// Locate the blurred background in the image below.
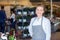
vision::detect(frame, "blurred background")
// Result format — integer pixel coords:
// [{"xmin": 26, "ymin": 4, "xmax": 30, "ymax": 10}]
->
[{"xmin": 0, "ymin": 0, "xmax": 60, "ymax": 40}]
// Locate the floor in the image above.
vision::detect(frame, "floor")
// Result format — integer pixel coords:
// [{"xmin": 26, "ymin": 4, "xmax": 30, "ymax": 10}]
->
[
  {"xmin": 16, "ymin": 32, "xmax": 60, "ymax": 40},
  {"xmin": 1, "ymin": 31, "xmax": 60, "ymax": 40},
  {"xmin": 51, "ymin": 32, "xmax": 60, "ymax": 40}
]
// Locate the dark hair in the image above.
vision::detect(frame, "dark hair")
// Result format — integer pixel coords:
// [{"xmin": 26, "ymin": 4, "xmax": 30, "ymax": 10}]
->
[
  {"xmin": 1, "ymin": 6, "xmax": 4, "ymax": 9},
  {"xmin": 36, "ymin": 4, "xmax": 45, "ymax": 11},
  {"xmin": 10, "ymin": 8, "xmax": 16, "ymax": 15}
]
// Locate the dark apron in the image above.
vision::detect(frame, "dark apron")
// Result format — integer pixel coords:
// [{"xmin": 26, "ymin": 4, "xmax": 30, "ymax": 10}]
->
[{"xmin": 32, "ymin": 17, "xmax": 46, "ymax": 40}]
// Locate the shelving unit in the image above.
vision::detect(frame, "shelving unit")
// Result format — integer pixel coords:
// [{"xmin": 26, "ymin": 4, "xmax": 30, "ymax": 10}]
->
[{"xmin": 16, "ymin": 7, "xmax": 36, "ymax": 38}]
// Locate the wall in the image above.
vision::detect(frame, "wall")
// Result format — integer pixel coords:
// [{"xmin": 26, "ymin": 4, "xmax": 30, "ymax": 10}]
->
[{"xmin": 4, "ymin": 6, "xmax": 11, "ymax": 18}]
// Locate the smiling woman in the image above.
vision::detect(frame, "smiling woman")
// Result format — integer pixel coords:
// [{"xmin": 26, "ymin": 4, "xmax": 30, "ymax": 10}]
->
[{"xmin": 28, "ymin": 4, "xmax": 51, "ymax": 40}]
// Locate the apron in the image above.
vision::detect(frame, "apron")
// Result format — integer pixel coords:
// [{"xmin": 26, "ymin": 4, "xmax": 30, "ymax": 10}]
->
[{"xmin": 32, "ymin": 17, "xmax": 46, "ymax": 40}]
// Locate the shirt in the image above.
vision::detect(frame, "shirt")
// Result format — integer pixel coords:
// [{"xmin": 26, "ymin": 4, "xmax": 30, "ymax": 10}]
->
[
  {"xmin": 0, "ymin": 10, "xmax": 6, "ymax": 22},
  {"xmin": 9, "ymin": 35, "xmax": 14, "ymax": 40},
  {"xmin": 28, "ymin": 16, "xmax": 51, "ymax": 40},
  {"xmin": 10, "ymin": 14, "xmax": 15, "ymax": 22}
]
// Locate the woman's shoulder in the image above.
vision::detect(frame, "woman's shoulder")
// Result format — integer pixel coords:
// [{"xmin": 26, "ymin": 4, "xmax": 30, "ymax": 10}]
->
[
  {"xmin": 31, "ymin": 17, "xmax": 37, "ymax": 20},
  {"xmin": 43, "ymin": 16, "xmax": 50, "ymax": 22},
  {"xmin": 12, "ymin": 14, "xmax": 15, "ymax": 15}
]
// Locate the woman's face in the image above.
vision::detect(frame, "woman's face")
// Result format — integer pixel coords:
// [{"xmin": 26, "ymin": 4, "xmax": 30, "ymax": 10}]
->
[{"xmin": 36, "ymin": 6, "xmax": 44, "ymax": 17}]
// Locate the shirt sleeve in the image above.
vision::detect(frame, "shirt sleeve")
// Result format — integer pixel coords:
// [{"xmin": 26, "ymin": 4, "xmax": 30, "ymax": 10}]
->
[
  {"xmin": 43, "ymin": 19, "xmax": 51, "ymax": 40},
  {"xmin": 10, "ymin": 14, "xmax": 15, "ymax": 19}
]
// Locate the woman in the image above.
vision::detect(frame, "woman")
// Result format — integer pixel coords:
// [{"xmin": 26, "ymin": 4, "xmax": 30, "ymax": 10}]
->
[
  {"xmin": 10, "ymin": 10, "xmax": 16, "ymax": 30},
  {"xmin": 28, "ymin": 4, "xmax": 51, "ymax": 40},
  {"xmin": 10, "ymin": 10, "xmax": 16, "ymax": 23}
]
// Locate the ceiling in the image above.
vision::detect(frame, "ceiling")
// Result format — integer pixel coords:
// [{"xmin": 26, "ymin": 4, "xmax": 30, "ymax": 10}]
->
[{"xmin": 0, "ymin": 0, "xmax": 60, "ymax": 8}]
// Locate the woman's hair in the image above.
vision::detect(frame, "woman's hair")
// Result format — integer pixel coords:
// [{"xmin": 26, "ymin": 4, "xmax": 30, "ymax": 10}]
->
[
  {"xmin": 36, "ymin": 4, "xmax": 45, "ymax": 11},
  {"xmin": 10, "ymin": 8, "xmax": 16, "ymax": 15}
]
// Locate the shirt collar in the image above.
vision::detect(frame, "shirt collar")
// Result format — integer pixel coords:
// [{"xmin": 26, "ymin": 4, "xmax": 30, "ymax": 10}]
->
[{"xmin": 36, "ymin": 16, "xmax": 43, "ymax": 20}]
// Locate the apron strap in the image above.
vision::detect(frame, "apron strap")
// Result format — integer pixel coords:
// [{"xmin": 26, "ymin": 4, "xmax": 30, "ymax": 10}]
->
[
  {"xmin": 31, "ymin": 17, "xmax": 43, "ymax": 26},
  {"xmin": 41, "ymin": 17, "xmax": 43, "ymax": 26},
  {"xmin": 31, "ymin": 17, "xmax": 36, "ymax": 25}
]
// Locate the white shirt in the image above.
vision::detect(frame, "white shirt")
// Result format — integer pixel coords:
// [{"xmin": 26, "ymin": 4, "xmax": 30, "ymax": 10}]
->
[
  {"xmin": 10, "ymin": 13, "xmax": 15, "ymax": 22},
  {"xmin": 28, "ymin": 16, "xmax": 51, "ymax": 40}
]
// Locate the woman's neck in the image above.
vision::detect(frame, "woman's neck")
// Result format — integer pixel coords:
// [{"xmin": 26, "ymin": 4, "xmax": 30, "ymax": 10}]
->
[{"xmin": 37, "ymin": 16, "xmax": 42, "ymax": 19}]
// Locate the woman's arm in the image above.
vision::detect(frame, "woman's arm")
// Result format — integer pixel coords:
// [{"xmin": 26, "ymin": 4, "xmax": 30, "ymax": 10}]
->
[
  {"xmin": 28, "ymin": 18, "xmax": 35, "ymax": 37},
  {"xmin": 43, "ymin": 19, "xmax": 51, "ymax": 40}
]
